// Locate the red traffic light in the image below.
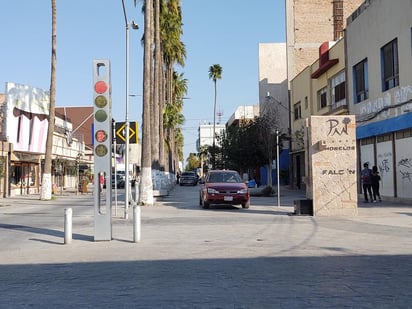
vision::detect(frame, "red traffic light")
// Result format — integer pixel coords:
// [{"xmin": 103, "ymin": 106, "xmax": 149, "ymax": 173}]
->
[
  {"xmin": 95, "ymin": 130, "xmax": 108, "ymax": 143},
  {"xmin": 94, "ymin": 81, "xmax": 107, "ymax": 94}
]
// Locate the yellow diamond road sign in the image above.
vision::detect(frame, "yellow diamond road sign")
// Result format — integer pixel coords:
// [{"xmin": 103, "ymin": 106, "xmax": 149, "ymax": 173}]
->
[{"xmin": 115, "ymin": 122, "xmax": 138, "ymax": 144}]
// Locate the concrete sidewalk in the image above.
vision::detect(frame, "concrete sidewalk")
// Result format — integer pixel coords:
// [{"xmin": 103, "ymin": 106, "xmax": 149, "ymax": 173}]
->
[{"xmin": 1, "ymin": 186, "xmax": 411, "ymax": 308}]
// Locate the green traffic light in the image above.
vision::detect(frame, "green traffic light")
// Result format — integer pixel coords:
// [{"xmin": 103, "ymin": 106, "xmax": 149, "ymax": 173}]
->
[{"xmin": 95, "ymin": 110, "xmax": 108, "ymax": 122}]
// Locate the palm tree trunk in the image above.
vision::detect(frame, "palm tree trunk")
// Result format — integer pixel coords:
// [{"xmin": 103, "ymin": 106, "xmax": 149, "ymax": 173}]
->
[
  {"xmin": 139, "ymin": 0, "xmax": 154, "ymax": 205},
  {"xmin": 151, "ymin": 0, "xmax": 160, "ymax": 171},
  {"xmin": 41, "ymin": 0, "xmax": 57, "ymax": 200},
  {"xmin": 158, "ymin": 61, "xmax": 166, "ymax": 169}
]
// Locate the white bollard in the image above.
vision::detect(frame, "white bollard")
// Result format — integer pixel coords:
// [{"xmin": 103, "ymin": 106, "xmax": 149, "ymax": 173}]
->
[
  {"xmin": 64, "ymin": 208, "xmax": 72, "ymax": 244},
  {"xmin": 133, "ymin": 205, "xmax": 141, "ymax": 243}
]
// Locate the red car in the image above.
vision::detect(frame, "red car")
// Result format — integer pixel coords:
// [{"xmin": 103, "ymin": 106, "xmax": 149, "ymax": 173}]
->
[{"xmin": 199, "ymin": 170, "xmax": 250, "ymax": 209}]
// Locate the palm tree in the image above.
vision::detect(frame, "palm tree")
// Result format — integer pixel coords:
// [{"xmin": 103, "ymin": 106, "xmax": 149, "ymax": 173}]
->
[
  {"xmin": 163, "ymin": 71, "xmax": 186, "ymax": 172},
  {"xmin": 208, "ymin": 64, "xmax": 222, "ymax": 169},
  {"xmin": 163, "ymin": 102, "xmax": 185, "ymax": 172},
  {"xmin": 160, "ymin": 0, "xmax": 185, "ymax": 171},
  {"xmin": 139, "ymin": 0, "xmax": 154, "ymax": 205},
  {"xmin": 40, "ymin": 0, "xmax": 57, "ymax": 200},
  {"xmin": 151, "ymin": 0, "xmax": 161, "ymax": 170}
]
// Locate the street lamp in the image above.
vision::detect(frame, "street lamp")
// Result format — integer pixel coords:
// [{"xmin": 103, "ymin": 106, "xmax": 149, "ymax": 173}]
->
[
  {"xmin": 122, "ymin": 0, "xmax": 138, "ymax": 219},
  {"xmin": 276, "ymin": 130, "xmax": 280, "ymax": 207},
  {"xmin": 265, "ymin": 93, "xmax": 292, "ymax": 208}
]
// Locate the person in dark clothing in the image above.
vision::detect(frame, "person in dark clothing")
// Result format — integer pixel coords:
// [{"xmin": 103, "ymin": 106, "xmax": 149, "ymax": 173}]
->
[
  {"xmin": 360, "ymin": 162, "xmax": 373, "ymax": 203},
  {"xmin": 371, "ymin": 165, "xmax": 382, "ymax": 202}
]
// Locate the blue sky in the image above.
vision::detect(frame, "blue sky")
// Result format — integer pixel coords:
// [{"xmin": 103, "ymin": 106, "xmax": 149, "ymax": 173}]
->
[{"xmin": 1, "ymin": 0, "xmax": 285, "ymax": 161}]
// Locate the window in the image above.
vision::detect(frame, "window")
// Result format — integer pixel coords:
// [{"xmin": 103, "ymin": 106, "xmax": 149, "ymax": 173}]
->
[
  {"xmin": 330, "ymin": 71, "xmax": 346, "ymax": 109},
  {"xmin": 377, "ymin": 133, "xmax": 392, "ymax": 143},
  {"xmin": 10, "ymin": 163, "xmax": 38, "ymax": 187},
  {"xmin": 304, "ymin": 96, "xmax": 308, "ymax": 109},
  {"xmin": 293, "ymin": 101, "xmax": 301, "ymax": 120},
  {"xmin": 360, "ymin": 137, "xmax": 374, "ymax": 146},
  {"xmin": 396, "ymin": 128, "xmax": 412, "ymax": 139},
  {"xmin": 353, "ymin": 58, "xmax": 369, "ymax": 103},
  {"xmin": 317, "ymin": 87, "xmax": 327, "ymax": 110},
  {"xmin": 381, "ymin": 38, "xmax": 399, "ymax": 91}
]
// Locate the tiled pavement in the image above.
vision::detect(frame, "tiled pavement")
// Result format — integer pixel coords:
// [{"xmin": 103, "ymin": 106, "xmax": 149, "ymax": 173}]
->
[{"xmin": 0, "ymin": 187, "xmax": 411, "ymax": 308}]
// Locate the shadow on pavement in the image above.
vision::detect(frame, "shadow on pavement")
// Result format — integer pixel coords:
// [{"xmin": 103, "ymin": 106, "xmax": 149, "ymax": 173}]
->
[
  {"xmin": 0, "ymin": 255, "xmax": 411, "ymax": 307},
  {"xmin": 0, "ymin": 223, "xmax": 93, "ymax": 242}
]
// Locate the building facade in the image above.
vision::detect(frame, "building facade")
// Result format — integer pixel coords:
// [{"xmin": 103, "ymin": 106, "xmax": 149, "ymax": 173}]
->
[
  {"xmin": 197, "ymin": 123, "xmax": 226, "ymax": 151},
  {"xmin": 285, "ymin": 0, "xmax": 365, "ymax": 81},
  {"xmin": 1, "ymin": 82, "xmax": 87, "ymax": 196},
  {"xmin": 290, "ymin": 39, "xmax": 348, "ymax": 189},
  {"xmin": 346, "ymin": 0, "xmax": 412, "ymax": 200}
]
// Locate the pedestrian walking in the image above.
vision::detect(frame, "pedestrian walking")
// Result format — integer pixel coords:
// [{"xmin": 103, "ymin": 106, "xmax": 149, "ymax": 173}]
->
[
  {"xmin": 371, "ymin": 165, "xmax": 382, "ymax": 202},
  {"xmin": 360, "ymin": 162, "xmax": 373, "ymax": 203},
  {"xmin": 81, "ymin": 177, "xmax": 88, "ymax": 194},
  {"xmin": 99, "ymin": 173, "xmax": 104, "ymax": 192}
]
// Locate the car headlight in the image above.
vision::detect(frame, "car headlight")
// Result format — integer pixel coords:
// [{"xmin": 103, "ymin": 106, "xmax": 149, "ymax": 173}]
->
[
  {"xmin": 207, "ymin": 188, "xmax": 219, "ymax": 194},
  {"xmin": 237, "ymin": 188, "xmax": 248, "ymax": 194}
]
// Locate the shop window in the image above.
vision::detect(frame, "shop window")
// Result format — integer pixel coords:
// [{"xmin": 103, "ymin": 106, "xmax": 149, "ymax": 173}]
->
[
  {"xmin": 360, "ymin": 137, "xmax": 374, "ymax": 145},
  {"xmin": 377, "ymin": 134, "xmax": 393, "ymax": 143},
  {"xmin": 10, "ymin": 163, "xmax": 37, "ymax": 187},
  {"xmin": 396, "ymin": 129, "xmax": 412, "ymax": 139}
]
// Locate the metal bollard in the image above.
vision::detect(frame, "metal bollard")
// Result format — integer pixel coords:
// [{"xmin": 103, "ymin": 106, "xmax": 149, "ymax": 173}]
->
[
  {"xmin": 133, "ymin": 205, "xmax": 141, "ymax": 243},
  {"xmin": 64, "ymin": 208, "xmax": 72, "ymax": 244}
]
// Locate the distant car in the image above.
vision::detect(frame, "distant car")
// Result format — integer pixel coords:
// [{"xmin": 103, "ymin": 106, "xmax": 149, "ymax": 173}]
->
[
  {"xmin": 179, "ymin": 171, "xmax": 198, "ymax": 186},
  {"xmin": 199, "ymin": 170, "xmax": 250, "ymax": 209},
  {"xmin": 111, "ymin": 174, "xmax": 125, "ymax": 189}
]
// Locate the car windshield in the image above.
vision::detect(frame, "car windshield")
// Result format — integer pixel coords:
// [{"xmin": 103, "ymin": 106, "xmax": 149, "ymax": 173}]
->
[
  {"xmin": 207, "ymin": 172, "xmax": 242, "ymax": 183},
  {"xmin": 182, "ymin": 172, "xmax": 195, "ymax": 177}
]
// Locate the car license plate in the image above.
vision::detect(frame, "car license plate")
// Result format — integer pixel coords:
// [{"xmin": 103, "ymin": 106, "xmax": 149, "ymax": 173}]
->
[{"xmin": 224, "ymin": 196, "xmax": 233, "ymax": 201}]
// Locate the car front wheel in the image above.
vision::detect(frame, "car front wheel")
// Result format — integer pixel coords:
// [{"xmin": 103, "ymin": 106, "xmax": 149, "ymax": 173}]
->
[{"xmin": 241, "ymin": 201, "xmax": 250, "ymax": 209}]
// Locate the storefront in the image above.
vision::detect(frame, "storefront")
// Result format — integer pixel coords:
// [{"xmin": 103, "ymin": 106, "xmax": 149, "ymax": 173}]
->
[
  {"xmin": 10, "ymin": 152, "xmax": 41, "ymax": 196},
  {"xmin": 357, "ymin": 112, "xmax": 412, "ymax": 200}
]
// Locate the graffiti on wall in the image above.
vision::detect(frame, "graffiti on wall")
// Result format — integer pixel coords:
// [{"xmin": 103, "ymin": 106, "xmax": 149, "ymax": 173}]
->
[
  {"xmin": 398, "ymin": 157, "xmax": 412, "ymax": 182},
  {"xmin": 377, "ymin": 152, "xmax": 392, "ymax": 178},
  {"xmin": 358, "ymin": 85, "xmax": 412, "ymax": 118}
]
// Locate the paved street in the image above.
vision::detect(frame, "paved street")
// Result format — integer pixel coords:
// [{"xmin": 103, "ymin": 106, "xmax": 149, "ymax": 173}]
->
[{"xmin": 0, "ymin": 185, "xmax": 412, "ymax": 308}]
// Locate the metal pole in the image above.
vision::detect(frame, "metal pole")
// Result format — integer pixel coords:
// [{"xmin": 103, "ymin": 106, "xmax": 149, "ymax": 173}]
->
[
  {"xmin": 276, "ymin": 130, "xmax": 280, "ymax": 207},
  {"xmin": 114, "ymin": 138, "xmax": 118, "ymax": 216},
  {"xmin": 124, "ymin": 21, "xmax": 130, "ymax": 220}
]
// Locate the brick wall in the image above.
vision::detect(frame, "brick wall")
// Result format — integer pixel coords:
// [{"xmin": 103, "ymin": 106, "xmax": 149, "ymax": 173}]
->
[{"xmin": 287, "ymin": 0, "xmax": 364, "ymax": 79}]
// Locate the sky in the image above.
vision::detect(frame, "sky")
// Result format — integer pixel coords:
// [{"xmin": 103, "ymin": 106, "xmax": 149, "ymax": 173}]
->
[{"xmin": 1, "ymin": 0, "xmax": 286, "ymax": 162}]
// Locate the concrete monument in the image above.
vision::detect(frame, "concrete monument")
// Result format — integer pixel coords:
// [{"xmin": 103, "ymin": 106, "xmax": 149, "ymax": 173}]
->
[{"xmin": 305, "ymin": 115, "xmax": 358, "ymax": 216}]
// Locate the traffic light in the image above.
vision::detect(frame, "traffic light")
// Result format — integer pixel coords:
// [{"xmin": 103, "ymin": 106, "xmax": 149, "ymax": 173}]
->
[{"xmin": 93, "ymin": 59, "xmax": 112, "ymax": 241}]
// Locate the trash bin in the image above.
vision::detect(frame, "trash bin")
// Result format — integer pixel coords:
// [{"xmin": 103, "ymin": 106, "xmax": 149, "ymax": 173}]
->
[{"xmin": 294, "ymin": 199, "xmax": 313, "ymax": 215}]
